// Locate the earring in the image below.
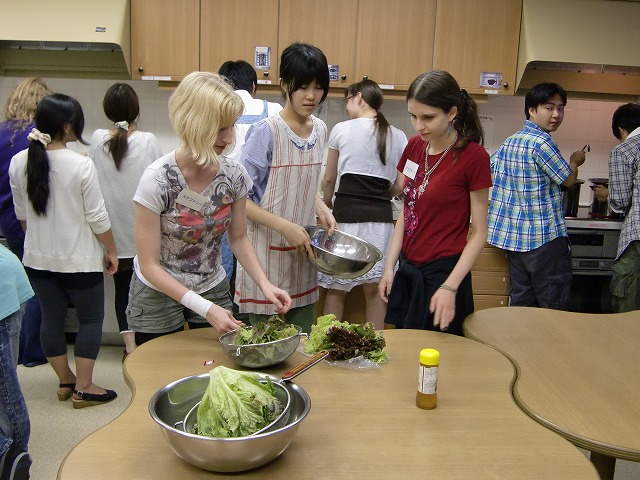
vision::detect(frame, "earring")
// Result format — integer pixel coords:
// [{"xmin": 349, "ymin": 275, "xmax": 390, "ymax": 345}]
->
[{"xmin": 447, "ymin": 121, "xmax": 453, "ymax": 136}]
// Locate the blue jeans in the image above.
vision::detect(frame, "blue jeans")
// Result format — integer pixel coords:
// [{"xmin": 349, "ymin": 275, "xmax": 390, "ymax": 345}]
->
[
  {"xmin": 0, "ymin": 306, "xmax": 31, "ymax": 459},
  {"xmin": 5, "ymin": 235, "xmax": 47, "ymax": 366}
]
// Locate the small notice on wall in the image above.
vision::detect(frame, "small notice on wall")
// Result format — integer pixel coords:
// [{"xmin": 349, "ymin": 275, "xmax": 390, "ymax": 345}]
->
[
  {"xmin": 479, "ymin": 72, "xmax": 502, "ymax": 88},
  {"xmin": 328, "ymin": 65, "xmax": 339, "ymax": 81},
  {"xmin": 255, "ymin": 47, "xmax": 271, "ymax": 70}
]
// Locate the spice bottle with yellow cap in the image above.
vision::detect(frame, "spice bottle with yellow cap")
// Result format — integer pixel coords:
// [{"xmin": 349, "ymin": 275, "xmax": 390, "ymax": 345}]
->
[{"xmin": 416, "ymin": 348, "xmax": 439, "ymax": 409}]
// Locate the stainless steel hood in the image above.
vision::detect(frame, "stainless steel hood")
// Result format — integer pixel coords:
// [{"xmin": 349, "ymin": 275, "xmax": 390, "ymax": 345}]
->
[
  {"xmin": 0, "ymin": 0, "xmax": 130, "ymax": 79},
  {"xmin": 516, "ymin": 0, "xmax": 640, "ymax": 98}
]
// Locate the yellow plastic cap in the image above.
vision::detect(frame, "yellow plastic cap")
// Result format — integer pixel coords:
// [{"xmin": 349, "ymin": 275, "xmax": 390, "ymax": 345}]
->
[{"xmin": 419, "ymin": 348, "xmax": 440, "ymax": 366}]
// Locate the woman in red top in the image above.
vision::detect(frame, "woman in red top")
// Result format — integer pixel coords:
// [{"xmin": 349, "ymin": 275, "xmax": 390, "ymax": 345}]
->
[{"xmin": 378, "ymin": 70, "xmax": 491, "ymax": 335}]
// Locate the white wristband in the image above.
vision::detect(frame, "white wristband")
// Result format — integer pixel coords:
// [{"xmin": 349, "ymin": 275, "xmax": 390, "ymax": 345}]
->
[{"xmin": 180, "ymin": 290, "xmax": 214, "ymax": 318}]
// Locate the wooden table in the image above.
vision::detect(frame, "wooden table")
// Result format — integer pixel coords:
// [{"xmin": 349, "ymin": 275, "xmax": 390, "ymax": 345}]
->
[
  {"xmin": 464, "ymin": 307, "xmax": 640, "ymax": 480},
  {"xmin": 59, "ymin": 329, "xmax": 597, "ymax": 479}
]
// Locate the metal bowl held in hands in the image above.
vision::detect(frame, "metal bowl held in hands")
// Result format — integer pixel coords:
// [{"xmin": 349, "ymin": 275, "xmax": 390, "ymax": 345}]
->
[
  {"xmin": 305, "ymin": 226, "xmax": 383, "ymax": 279},
  {"xmin": 219, "ymin": 326, "xmax": 304, "ymax": 368},
  {"xmin": 149, "ymin": 373, "xmax": 311, "ymax": 473}
]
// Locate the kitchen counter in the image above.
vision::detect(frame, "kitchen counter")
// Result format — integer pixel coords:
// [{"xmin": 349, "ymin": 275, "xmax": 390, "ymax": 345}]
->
[
  {"xmin": 58, "ymin": 329, "xmax": 597, "ymax": 479},
  {"xmin": 565, "ymin": 206, "xmax": 624, "ymax": 230},
  {"xmin": 465, "ymin": 307, "xmax": 640, "ymax": 480}
]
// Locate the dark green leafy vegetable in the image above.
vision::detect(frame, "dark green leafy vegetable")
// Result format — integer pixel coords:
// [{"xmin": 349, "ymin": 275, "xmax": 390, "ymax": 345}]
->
[
  {"xmin": 305, "ymin": 314, "xmax": 388, "ymax": 363},
  {"xmin": 233, "ymin": 315, "xmax": 298, "ymax": 345}
]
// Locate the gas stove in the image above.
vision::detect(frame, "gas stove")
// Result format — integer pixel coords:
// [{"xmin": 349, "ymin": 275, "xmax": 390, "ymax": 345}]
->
[{"xmin": 565, "ymin": 206, "xmax": 624, "ymax": 231}]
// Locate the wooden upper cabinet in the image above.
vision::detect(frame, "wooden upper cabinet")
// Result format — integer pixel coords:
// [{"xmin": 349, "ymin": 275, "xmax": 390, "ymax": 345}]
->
[
  {"xmin": 356, "ymin": 0, "xmax": 436, "ymax": 90},
  {"xmin": 278, "ymin": 0, "xmax": 358, "ymax": 86},
  {"xmin": 200, "ymin": 0, "xmax": 279, "ymax": 84},
  {"xmin": 433, "ymin": 0, "xmax": 522, "ymax": 95},
  {"xmin": 131, "ymin": 0, "xmax": 200, "ymax": 80}
]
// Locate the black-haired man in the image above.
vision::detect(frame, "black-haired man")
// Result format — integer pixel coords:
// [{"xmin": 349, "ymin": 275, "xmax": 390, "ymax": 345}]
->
[{"xmin": 487, "ymin": 83, "xmax": 585, "ymax": 309}]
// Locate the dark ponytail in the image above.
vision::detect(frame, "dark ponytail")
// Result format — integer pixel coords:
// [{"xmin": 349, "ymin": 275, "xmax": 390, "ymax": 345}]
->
[
  {"xmin": 102, "ymin": 83, "xmax": 139, "ymax": 170},
  {"xmin": 407, "ymin": 70, "xmax": 484, "ymax": 152},
  {"xmin": 345, "ymin": 79, "xmax": 390, "ymax": 164},
  {"xmin": 26, "ymin": 93, "xmax": 86, "ymax": 216},
  {"xmin": 26, "ymin": 139, "xmax": 50, "ymax": 216}
]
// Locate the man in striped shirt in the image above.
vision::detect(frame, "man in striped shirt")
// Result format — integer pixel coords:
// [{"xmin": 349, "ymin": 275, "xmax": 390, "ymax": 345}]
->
[
  {"xmin": 487, "ymin": 83, "xmax": 585, "ymax": 309},
  {"xmin": 605, "ymin": 103, "xmax": 640, "ymax": 312}
]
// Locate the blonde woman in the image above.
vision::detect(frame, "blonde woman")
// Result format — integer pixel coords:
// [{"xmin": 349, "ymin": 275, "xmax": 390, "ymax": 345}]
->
[
  {"xmin": 0, "ymin": 78, "xmax": 51, "ymax": 367},
  {"xmin": 127, "ymin": 72, "xmax": 291, "ymax": 344}
]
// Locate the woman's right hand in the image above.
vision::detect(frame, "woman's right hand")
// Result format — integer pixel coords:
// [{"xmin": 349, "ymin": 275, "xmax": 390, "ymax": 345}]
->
[
  {"xmin": 206, "ymin": 303, "xmax": 243, "ymax": 334},
  {"xmin": 279, "ymin": 220, "xmax": 314, "ymax": 259},
  {"xmin": 378, "ymin": 269, "xmax": 394, "ymax": 303}
]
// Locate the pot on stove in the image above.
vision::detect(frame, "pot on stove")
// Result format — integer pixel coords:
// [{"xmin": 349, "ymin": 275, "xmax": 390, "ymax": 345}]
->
[
  {"xmin": 562, "ymin": 179, "xmax": 584, "ymax": 217},
  {"xmin": 588, "ymin": 178, "xmax": 625, "ymax": 219}
]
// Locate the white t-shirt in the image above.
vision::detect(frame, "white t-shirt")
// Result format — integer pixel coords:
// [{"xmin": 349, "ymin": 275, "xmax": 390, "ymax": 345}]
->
[
  {"xmin": 90, "ymin": 129, "xmax": 163, "ymax": 258},
  {"xmin": 9, "ymin": 148, "xmax": 111, "ymax": 272},
  {"xmin": 224, "ymin": 89, "xmax": 282, "ymax": 163},
  {"xmin": 329, "ymin": 117, "xmax": 407, "ymax": 182},
  {"xmin": 132, "ymin": 152, "xmax": 252, "ymax": 293}
]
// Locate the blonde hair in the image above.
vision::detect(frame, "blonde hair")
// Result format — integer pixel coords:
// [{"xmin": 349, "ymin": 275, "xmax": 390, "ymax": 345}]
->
[
  {"xmin": 2, "ymin": 78, "xmax": 52, "ymax": 127},
  {"xmin": 168, "ymin": 72, "xmax": 243, "ymax": 169}
]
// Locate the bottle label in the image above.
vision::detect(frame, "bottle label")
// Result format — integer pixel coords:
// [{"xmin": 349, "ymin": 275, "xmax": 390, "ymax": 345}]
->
[{"xmin": 418, "ymin": 365, "xmax": 438, "ymax": 394}]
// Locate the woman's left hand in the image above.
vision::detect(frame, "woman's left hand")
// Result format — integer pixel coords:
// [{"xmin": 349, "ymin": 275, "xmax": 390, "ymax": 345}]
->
[
  {"xmin": 104, "ymin": 252, "xmax": 118, "ymax": 276},
  {"xmin": 261, "ymin": 283, "xmax": 292, "ymax": 314},
  {"xmin": 315, "ymin": 196, "xmax": 336, "ymax": 234},
  {"xmin": 429, "ymin": 288, "xmax": 455, "ymax": 331}
]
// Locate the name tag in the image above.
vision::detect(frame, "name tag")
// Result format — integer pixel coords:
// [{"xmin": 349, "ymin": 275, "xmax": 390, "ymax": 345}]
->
[
  {"xmin": 175, "ymin": 189, "xmax": 208, "ymax": 212},
  {"xmin": 403, "ymin": 160, "xmax": 419, "ymax": 180}
]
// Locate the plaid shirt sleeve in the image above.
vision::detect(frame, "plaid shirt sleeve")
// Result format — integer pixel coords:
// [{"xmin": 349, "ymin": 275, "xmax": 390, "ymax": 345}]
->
[
  {"xmin": 608, "ymin": 142, "xmax": 634, "ymax": 213},
  {"xmin": 535, "ymin": 139, "xmax": 571, "ymax": 185}
]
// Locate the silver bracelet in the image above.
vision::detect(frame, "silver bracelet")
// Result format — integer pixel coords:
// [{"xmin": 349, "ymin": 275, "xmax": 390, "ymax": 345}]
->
[{"xmin": 438, "ymin": 284, "xmax": 457, "ymax": 294}]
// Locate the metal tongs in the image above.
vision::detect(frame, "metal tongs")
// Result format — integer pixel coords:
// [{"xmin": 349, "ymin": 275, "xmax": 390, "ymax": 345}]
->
[{"xmin": 582, "ymin": 144, "xmax": 591, "ymax": 152}]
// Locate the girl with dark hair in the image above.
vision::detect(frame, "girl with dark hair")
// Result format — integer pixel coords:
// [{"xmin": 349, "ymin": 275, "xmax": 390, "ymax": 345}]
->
[
  {"xmin": 320, "ymin": 79, "xmax": 407, "ymax": 329},
  {"xmin": 90, "ymin": 83, "xmax": 162, "ymax": 357},
  {"xmin": 9, "ymin": 93, "xmax": 119, "ymax": 408},
  {"xmin": 235, "ymin": 42, "xmax": 336, "ymax": 333},
  {"xmin": 378, "ymin": 70, "xmax": 492, "ymax": 336}
]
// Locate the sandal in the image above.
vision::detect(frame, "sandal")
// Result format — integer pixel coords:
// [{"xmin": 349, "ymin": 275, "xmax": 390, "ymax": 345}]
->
[
  {"xmin": 57, "ymin": 383, "xmax": 76, "ymax": 401},
  {"xmin": 72, "ymin": 389, "xmax": 117, "ymax": 409}
]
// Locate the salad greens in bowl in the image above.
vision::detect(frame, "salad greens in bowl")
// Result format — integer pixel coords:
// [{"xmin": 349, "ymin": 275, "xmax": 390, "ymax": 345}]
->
[{"xmin": 219, "ymin": 316, "xmax": 305, "ymax": 368}]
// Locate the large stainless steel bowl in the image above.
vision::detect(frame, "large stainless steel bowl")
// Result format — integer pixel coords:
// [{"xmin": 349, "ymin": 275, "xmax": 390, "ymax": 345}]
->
[
  {"xmin": 219, "ymin": 327, "xmax": 305, "ymax": 368},
  {"xmin": 306, "ymin": 226, "xmax": 383, "ymax": 279},
  {"xmin": 149, "ymin": 373, "xmax": 311, "ymax": 473}
]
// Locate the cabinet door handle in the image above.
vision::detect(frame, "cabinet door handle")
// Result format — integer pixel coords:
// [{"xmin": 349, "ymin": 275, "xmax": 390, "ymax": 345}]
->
[
  {"xmin": 363, "ymin": 75, "xmax": 368, "ymax": 80},
  {"xmin": 341, "ymin": 74, "xmax": 346, "ymax": 80},
  {"xmin": 138, "ymin": 66, "xmax": 144, "ymax": 73},
  {"xmin": 263, "ymin": 71, "xmax": 269, "ymax": 77}
]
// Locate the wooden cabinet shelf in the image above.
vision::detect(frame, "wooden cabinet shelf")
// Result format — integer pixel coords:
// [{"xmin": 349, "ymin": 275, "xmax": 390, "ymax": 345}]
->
[{"xmin": 433, "ymin": 0, "xmax": 522, "ymax": 95}]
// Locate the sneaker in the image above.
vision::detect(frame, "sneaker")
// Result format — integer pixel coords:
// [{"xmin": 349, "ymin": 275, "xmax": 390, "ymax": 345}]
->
[{"xmin": 1, "ymin": 451, "xmax": 31, "ymax": 480}]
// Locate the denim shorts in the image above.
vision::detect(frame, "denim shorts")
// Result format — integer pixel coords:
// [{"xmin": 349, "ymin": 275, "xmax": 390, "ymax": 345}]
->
[{"xmin": 126, "ymin": 273, "xmax": 233, "ymax": 334}]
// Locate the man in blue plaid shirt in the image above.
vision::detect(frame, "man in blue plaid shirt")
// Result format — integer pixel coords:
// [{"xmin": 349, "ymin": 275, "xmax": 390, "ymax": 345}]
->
[
  {"xmin": 487, "ymin": 83, "xmax": 585, "ymax": 309},
  {"xmin": 594, "ymin": 104, "xmax": 640, "ymax": 312}
]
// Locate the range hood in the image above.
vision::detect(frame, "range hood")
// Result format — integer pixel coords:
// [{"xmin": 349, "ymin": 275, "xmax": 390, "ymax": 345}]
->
[
  {"xmin": 516, "ymin": 0, "xmax": 640, "ymax": 98},
  {"xmin": 0, "ymin": 0, "xmax": 130, "ymax": 79}
]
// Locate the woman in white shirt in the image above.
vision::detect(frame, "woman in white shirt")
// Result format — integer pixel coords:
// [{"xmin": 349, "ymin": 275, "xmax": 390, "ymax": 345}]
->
[
  {"xmin": 9, "ymin": 94, "xmax": 118, "ymax": 409},
  {"xmin": 90, "ymin": 84, "xmax": 162, "ymax": 356},
  {"xmin": 321, "ymin": 79, "xmax": 407, "ymax": 329}
]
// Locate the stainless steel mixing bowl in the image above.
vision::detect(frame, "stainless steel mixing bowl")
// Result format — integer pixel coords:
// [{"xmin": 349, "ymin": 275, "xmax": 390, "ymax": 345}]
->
[
  {"xmin": 219, "ymin": 326, "xmax": 305, "ymax": 368},
  {"xmin": 148, "ymin": 372, "xmax": 311, "ymax": 473},
  {"xmin": 305, "ymin": 226, "xmax": 383, "ymax": 279}
]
